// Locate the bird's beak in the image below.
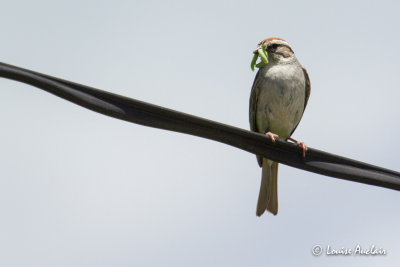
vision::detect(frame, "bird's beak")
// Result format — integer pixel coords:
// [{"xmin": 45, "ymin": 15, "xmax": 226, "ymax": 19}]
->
[{"xmin": 250, "ymin": 45, "xmax": 269, "ymax": 71}]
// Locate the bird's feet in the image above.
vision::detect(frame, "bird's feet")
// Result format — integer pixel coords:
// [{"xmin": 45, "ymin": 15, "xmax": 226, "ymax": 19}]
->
[
  {"xmin": 287, "ymin": 137, "xmax": 308, "ymax": 157},
  {"xmin": 265, "ymin": 132, "xmax": 279, "ymax": 142}
]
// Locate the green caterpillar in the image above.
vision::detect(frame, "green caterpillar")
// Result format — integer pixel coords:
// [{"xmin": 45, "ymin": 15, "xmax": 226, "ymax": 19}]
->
[{"xmin": 250, "ymin": 45, "xmax": 269, "ymax": 71}]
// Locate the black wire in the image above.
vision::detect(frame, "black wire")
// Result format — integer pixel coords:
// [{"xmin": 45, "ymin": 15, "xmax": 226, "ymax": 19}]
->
[{"xmin": 1, "ymin": 62, "xmax": 399, "ymax": 191}]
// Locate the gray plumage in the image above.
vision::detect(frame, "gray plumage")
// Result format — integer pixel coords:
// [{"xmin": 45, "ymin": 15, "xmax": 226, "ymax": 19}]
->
[{"xmin": 249, "ymin": 38, "xmax": 311, "ymax": 216}]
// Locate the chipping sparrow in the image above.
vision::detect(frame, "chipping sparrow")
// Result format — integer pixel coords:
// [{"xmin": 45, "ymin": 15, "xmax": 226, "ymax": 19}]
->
[{"xmin": 249, "ymin": 37, "xmax": 311, "ymax": 216}]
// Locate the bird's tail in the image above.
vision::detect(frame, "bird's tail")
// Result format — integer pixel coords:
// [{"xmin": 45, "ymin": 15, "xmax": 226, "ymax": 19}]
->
[{"xmin": 256, "ymin": 159, "xmax": 279, "ymax": 216}]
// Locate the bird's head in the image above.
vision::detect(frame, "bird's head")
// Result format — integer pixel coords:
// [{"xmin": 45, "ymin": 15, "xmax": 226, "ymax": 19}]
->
[{"xmin": 251, "ymin": 37, "xmax": 296, "ymax": 71}]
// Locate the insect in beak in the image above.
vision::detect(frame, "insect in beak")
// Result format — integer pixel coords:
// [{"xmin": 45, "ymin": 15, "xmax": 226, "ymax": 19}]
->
[{"xmin": 250, "ymin": 45, "xmax": 269, "ymax": 71}]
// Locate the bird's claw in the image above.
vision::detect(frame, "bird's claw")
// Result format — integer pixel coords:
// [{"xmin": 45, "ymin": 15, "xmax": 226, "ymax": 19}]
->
[
  {"xmin": 265, "ymin": 132, "xmax": 279, "ymax": 142},
  {"xmin": 298, "ymin": 142, "xmax": 308, "ymax": 158},
  {"xmin": 287, "ymin": 137, "xmax": 308, "ymax": 157}
]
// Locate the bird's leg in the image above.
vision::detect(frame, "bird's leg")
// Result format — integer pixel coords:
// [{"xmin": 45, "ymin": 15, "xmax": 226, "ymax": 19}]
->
[
  {"xmin": 287, "ymin": 137, "xmax": 308, "ymax": 157},
  {"xmin": 265, "ymin": 132, "xmax": 279, "ymax": 142}
]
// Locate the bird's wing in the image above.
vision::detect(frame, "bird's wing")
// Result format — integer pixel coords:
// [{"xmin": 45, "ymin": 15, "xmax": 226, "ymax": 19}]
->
[
  {"xmin": 302, "ymin": 66, "xmax": 311, "ymax": 111},
  {"xmin": 289, "ymin": 66, "xmax": 311, "ymax": 137},
  {"xmin": 249, "ymin": 71, "xmax": 264, "ymax": 167}
]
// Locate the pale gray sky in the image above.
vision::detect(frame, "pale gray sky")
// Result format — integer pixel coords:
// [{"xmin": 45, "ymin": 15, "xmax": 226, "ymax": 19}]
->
[{"xmin": 0, "ymin": 0, "xmax": 399, "ymax": 266}]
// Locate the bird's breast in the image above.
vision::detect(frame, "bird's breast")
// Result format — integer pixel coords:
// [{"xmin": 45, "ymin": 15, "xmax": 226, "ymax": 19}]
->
[{"xmin": 256, "ymin": 64, "xmax": 306, "ymax": 139}]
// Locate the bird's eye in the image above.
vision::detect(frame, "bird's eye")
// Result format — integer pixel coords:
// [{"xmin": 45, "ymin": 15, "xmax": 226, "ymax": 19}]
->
[{"xmin": 270, "ymin": 44, "xmax": 278, "ymax": 50}]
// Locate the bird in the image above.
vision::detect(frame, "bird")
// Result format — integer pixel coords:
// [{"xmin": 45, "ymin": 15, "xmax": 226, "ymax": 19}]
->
[{"xmin": 249, "ymin": 37, "xmax": 311, "ymax": 216}]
